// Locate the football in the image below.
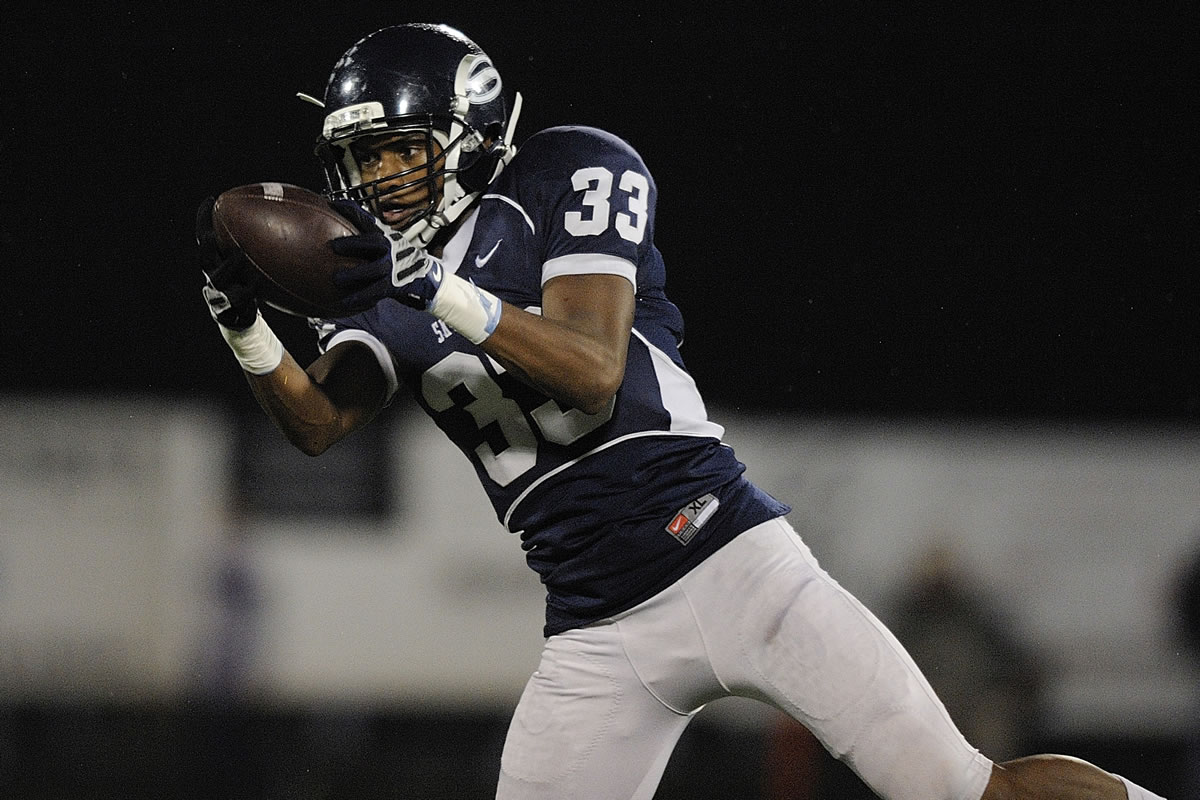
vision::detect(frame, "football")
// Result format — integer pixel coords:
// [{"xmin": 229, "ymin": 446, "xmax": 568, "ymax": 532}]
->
[{"xmin": 211, "ymin": 182, "xmax": 363, "ymax": 318}]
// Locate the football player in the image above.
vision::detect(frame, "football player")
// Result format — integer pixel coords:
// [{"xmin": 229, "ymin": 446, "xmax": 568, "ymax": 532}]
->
[{"xmin": 197, "ymin": 23, "xmax": 1169, "ymax": 800}]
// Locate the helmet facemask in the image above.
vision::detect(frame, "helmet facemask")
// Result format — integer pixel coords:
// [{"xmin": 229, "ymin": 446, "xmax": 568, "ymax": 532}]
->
[{"xmin": 319, "ymin": 114, "xmax": 488, "ymax": 246}]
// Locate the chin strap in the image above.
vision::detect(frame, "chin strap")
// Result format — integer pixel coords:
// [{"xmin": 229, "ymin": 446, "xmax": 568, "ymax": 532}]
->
[
  {"xmin": 403, "ymin": 91, "xmax": 523, "ymax": 249},
  {"xmin": 503, "ymin": 92, "xmax": 523, "ymax": 151}
]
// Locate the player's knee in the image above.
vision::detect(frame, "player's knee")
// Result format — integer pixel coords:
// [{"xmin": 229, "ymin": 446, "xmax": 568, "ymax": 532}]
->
[{"xmin": 982, "ymin": 754, "xmax": 1126, "ymax": 800}]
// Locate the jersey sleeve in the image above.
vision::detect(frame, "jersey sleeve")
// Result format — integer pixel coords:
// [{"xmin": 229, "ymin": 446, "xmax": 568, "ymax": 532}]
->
[
  {"xmin": 512, "ymin": 127, "xmax": 659, "ymax": 291},
  {"xmin": 309, "ymin": 313, "xmax": 401, "ymax": 402}
]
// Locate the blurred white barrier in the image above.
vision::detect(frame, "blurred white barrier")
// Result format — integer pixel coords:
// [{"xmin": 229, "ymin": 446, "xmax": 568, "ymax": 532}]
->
[
  {"xmin": 0, "ymin": 396, "xmax": 227, "ymax": 701},
  {"xmin": 2, "ymin": 398, "xmax": 1198, "ymax": 738}
]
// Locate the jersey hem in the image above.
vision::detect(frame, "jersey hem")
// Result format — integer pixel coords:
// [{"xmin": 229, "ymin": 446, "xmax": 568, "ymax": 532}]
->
[{"xmin": 501, "ymin": 430, "xmax": 729, "ymax": 531}]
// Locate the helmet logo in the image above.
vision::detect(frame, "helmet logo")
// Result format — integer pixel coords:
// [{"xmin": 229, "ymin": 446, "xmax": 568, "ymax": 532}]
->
[{"xmin": 465, "ymin": 57, "xmax": 502, "ymax": 105}]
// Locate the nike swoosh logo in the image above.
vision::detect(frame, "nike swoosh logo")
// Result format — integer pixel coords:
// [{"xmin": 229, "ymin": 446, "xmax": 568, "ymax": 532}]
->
[{"xmin": 474, "ymin": 239, "xmax": 503, "ymax": 269}]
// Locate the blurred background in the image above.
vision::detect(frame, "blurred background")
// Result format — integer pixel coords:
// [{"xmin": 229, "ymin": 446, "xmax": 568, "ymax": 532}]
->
[{"xmin": 2, "ymin": 2, "xmax": 1199, "ymax": 798}]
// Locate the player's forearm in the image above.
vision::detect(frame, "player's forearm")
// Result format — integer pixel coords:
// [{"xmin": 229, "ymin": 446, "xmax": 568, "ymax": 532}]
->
[
  {"xmin": 212, "ymin": 314, "xmax": 341, "ymax": 454},
  {"xmin": 483, "ymin": 303, "xmax": 625, "ymax": 415},
  {"xmin": 213, "ymin": 312, "xmax": 386, "ymax": 456},
  {"xmin": 244, "ymin": 352, "xmax": 356, "ymax": 456}
]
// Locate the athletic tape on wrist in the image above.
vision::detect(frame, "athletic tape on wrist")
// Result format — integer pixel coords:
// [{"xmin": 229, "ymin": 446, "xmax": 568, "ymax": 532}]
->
[
  {"xmin": 218, "ymin": 312, "xmax": 284, "ymax": 375},
  {"xmin": 429, "ymin": 272, "xmax": 503, "ymax": 345}
]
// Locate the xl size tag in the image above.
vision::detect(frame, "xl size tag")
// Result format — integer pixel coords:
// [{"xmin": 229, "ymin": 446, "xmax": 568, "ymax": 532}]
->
[{"xmin": 665, "ymin": 493, "xmax": 720, "ymax": 545}]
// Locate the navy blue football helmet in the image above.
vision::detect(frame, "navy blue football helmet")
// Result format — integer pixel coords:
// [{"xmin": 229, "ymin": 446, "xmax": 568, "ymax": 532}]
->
[{"xmin": 313, "ymin": 24, "xmax": 522, "ymax": 246}]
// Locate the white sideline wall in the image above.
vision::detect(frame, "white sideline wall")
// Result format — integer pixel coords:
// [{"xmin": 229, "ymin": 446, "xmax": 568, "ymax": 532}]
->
[{"xmin": 1, "ymin": 397, "xmax": 1198, "ymax": 738}]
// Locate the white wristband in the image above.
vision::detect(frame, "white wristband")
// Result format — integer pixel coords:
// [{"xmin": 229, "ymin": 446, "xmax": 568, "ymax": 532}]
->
[
  {"xmin": 218, "ymin": 312, "xmax": 284, "ymax": 375},
  {"xmin": 429, "ymin": 272, "xmax": 503, "ymax": 345}
]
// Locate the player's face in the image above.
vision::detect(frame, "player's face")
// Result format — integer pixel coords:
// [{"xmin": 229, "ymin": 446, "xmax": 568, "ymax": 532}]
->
[{"xmin": 350, "ymin": 132, "xmax": 446, "ymax": 229}]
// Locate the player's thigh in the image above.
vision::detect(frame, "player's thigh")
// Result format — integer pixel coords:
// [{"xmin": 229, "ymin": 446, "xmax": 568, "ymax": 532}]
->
[
  {"xmin": 496, "ymin": 625, "xmax": 693, "ymax": 800},
  {"xmin": 685, "ymin": 519, "xmax": 993, "ymax": 800}
]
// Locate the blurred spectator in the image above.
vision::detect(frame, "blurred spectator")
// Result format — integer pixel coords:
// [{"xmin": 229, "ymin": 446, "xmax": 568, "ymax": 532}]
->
[
  {"xmin": 887, "ymin": 538, "xmax": 1043, "ymax": 762},
  {"xmin": 194, "ymin": 503, "xmax": 263, "ymax": 701},
  {"xmin": 762, "ymin": 535, "xmax": 1045, "ymax": 799},
  {"xmin": 1174, "ymin": 541, "xmax": 1200, "ymax": 798},
  {"xmin": 1177, "ymin": 540, "xmax": 1200, "ymax": 653},
  {"xmin": 190, "ymin": 501, "xmax": 267, "ymax": 799}
]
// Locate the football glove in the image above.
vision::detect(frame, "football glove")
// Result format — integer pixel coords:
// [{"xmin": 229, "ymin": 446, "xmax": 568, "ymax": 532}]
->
[
  {"xmin": 196, "ymin": 196, "xmax": 260, "ymax": 330},
  {"xmin": 327, "ymin": 199, "xmax": 445, "ymax": 313}
]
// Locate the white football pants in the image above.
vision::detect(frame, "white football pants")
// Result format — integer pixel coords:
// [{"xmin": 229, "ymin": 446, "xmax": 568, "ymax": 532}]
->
[{"xmin": 496, "ymin": 517, "xmax": 994, "ymax": 800}]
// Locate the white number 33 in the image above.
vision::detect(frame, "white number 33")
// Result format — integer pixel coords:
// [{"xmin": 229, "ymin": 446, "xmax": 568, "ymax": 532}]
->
[{"xmin": 564, "ymin": 167, "xmax": 650, "ymax": 244}]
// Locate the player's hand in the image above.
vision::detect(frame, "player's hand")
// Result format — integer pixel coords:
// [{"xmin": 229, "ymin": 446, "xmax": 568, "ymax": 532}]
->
[
  {"xmin": 196, "ymin": 196, "xmax": 260, "ymax": 330},
  {"xmin": 327, "ymin": 199, "xmax": 444, "ymax": 313}
]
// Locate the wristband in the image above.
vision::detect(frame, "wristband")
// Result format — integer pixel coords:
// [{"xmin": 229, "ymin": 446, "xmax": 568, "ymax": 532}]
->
[
  {"xmin": 429, "ymin": 271, "xmax": 503, "ymax": 345},
  {"xmin": 218, "ymin": 312, "xmax": 284, "ymax": 375}
]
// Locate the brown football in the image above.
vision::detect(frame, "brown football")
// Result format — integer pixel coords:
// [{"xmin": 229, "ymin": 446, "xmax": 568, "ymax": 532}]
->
[{"xmin": 211, "ymin": 182, "xmax": 362, "ymax": 318}]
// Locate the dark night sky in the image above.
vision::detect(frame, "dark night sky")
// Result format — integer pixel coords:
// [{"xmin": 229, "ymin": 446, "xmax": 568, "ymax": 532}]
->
[{"xmin": 3, "ymin": 3, "xmax": 1198, "ymax": 420}]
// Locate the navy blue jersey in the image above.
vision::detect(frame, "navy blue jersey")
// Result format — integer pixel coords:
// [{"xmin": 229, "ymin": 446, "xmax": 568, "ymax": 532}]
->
[{"xmin": 315, "ymin": 126, "xmax": 789, "ymax": 635}]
